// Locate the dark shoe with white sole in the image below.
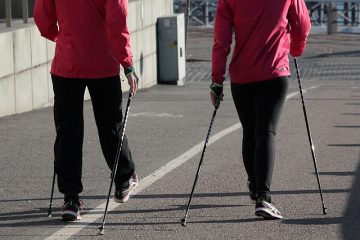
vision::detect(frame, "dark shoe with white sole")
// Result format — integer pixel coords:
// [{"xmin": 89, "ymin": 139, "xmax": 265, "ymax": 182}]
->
[
  {"xmin": 113, "ymin": 173, "xmax": 138, "ymax": 203},
  {"xmin": 62, "ymin": 199, "xmax": 82, "ymax": 221},
  {"xmin": 255, "ymin": 198, "xmax": 282, "ymax": 220}
]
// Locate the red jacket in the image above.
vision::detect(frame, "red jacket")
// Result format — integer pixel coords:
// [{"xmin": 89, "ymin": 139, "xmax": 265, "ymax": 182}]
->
[
  {"xmin": 212, "ymin": 0, "xmax": 311, "ymax": 84},
  {"xmin": 34, "ymin": 0, "xmax": 133, "ymax": 79}
]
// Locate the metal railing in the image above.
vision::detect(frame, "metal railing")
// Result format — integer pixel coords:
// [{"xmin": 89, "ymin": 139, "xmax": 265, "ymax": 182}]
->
[
  {"xmin": 3, "ymin": 0, "xmax": 29, "ymax": 27},
  {"xmin": 307, "ymin": 1, "xmax": 360, "ymax": 26},
  {"xmin": 174, "ymin": 0, "xmax": 360, "ymax": 29}
]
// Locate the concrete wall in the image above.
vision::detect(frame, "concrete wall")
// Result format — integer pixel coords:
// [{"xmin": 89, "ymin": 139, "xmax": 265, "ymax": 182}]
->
[{"xmin": 0, "ymin": 0, "xmax": 173, "ymax": 117}]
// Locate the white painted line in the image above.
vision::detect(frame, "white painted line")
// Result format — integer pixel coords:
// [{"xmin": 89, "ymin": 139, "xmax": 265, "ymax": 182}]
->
[
  {"xmin": 130, "ymin": 112, "xmax": 183, "ymax": 118},
  {"xmin": 286, "ymin": 91, "xmax": 299, "ymax": 100},
  {"xmin": 286, "ymin": 85, "xmax": 319, "ymax": 100},
  {"xmin": 45, "ymin": 87, "xmax": 315, "ymax": 239}
]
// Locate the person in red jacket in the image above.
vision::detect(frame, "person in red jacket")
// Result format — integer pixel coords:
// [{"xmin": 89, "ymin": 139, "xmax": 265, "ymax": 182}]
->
[
  {"xmin": 34, "ymin": 0, "xmax": 139, "ymax": 221},
  {"xmin": 211, "ymin": 0, "xmax": 311, "ymax": 219}
]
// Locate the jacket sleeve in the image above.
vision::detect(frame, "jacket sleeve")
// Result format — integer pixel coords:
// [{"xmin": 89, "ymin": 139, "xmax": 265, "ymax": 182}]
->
[
  {"xmin": 34, "ymin": 0, "xmax": 58, "ymax": 42},
  {"xmin": 212, "ymin": 0, "xmax": 233, "ymax": 84},
  {"xmin": 105, "ymin": 0, "xmax": 133, "ymax": 68},
  {"xmin": 288, "ymin": 0, "xmax": 311, "ymax": 57}
]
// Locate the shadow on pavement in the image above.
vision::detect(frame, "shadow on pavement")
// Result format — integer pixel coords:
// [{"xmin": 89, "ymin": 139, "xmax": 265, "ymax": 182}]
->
[
  {"xmin": 0, "ymin": 204, "xmax": 245, "ymax": 228},
  {"xmin": 305, "ymin": 50, "xmax": 360, "ymax": 59},
  {"xmin": 0, "ymin": 188, "xmax": 351, "ymax": 228},
  {"xmin": 282, "ymin": 217, "xmax": 343, "ymax": 225},
  {"xmin": 342, "ymin": 154, "xmax": 360, "ymax": 240},
  {"xmin": 328, "ymin": 144, "xmax": 360, "ymax": 147},
  {"xmin": 317, "ymin": 171, "xmax": 355, "ymax": 176},
  {"xmin": 342, "ymin": 113, "xmax": 360, "ymax": 116},
  {"xmin": 0, "ymin": 189, "xmax": 350, "ymax": 203},
  {"xmin": 334, "ymin": 125, "xmax": 360, "ymax": 128},
  {"xmin": 284, "ymin": 156, "xmax": 360, "ymax": 240}
]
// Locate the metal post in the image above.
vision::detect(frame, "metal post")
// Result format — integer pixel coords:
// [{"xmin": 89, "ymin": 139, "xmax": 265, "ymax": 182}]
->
[
  {"xmin": 320, "ymin": 3, "xmax": 324, "ymax": 25},
  {"xmin": 205, "ymin": 0, "xmax": 209, "ymax": 26},
  {"xmin": 318, "ymin": 3, "xmax": 324, "ymax": 26},
  {"xmin": 351, "ymin": 3, "xmax": 356, "ymax": 25},
  {"xmin": 22, "ymin": 0, "xmax": 29, "ymax": 24},
  {"xmin": 344, "ymin": 3, "xmax": 349, "ymax": 25},
  {"xmin": 5, "ymin": 0, "xmax": 12, "ymax": 27},
  {"xmin": 358, "ymin": 3, "xmax": 360, "ymax": 25},
  {"xmin": 185, "ymin": 0, "xmax": 191, "ymax": 48},
  {"xmin": 327, "ymin": 3, "xmax": 338, "ymax": 34}
]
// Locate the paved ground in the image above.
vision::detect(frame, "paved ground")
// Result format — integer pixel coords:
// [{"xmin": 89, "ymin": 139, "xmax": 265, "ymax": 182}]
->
[{"xmin": 0, "ymin": 28, "xmax": 359, "ymax": 240}]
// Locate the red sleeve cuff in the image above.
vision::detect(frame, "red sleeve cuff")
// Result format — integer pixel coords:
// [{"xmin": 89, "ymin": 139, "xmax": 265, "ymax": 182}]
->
[{"xmin": 290, "ymin": 41, "xmax": 306, "ymax": 57}]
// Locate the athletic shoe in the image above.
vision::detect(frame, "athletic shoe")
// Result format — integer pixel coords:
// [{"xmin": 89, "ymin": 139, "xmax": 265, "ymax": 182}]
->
[
  {"xmin": 255, "ymin": 199, "xmax": 283, "ymax": 219},
  {"xmin": 62, "ymin": 199, "xmax": 82, "ymax": 221},
  {"xmin": 113, "ymin": 173, "xmax": 138, "ymax": 203}
]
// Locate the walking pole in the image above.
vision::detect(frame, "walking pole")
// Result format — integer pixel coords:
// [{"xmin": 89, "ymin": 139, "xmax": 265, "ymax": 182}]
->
[
  {"xmin": 47, "ymin": 171, "xmax": 56, "ymax": 217},
  {"xmin": 294, "ymin": 57, "xmax": 327, "ymax": 215},
  {"xmin": 99, "ymin": 92, "xmax": 134, "ymax": 235},
  {"xmin": 181, "ymin": 97, "xmax": 221, "ymax": 226}
]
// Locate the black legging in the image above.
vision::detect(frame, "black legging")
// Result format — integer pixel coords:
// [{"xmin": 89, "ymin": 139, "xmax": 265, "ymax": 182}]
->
[
  {"xmin": 231, "ymin": 76, "xmax": 288, "ymax": 201},
  {"xmin": 52, "ymin": 75, "xmax": 135, "ymax": 202}
]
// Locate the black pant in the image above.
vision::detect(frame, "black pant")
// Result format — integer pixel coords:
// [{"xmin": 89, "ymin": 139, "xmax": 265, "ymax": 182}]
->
[
  {"xmin": 52, "ymin": 75, "xmax": 135, "ymax": 201},
  {"xmin": 231, "ymin": 77, "xmax": 288, "ymax": 201}
]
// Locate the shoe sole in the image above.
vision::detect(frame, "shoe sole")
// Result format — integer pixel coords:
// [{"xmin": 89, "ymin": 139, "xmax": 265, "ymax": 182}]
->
[
  {"xmin": 113, "ymin": 181, "xmax": 138, "ymax": 203},
  {"xmin": 255, "ymin": 208, "xmax": 283, "ymax": 220},
  {"xmin": 62, "ymin": 211, "xmax": 81, "ymax": 221}
]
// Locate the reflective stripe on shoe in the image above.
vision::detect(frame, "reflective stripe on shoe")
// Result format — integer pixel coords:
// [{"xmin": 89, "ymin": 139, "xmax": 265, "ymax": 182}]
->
[
  {"xmin": 113, "ymin": 173, "xmax": 138, "ymax": 203},
  {"xmin": 255, "ymin": 200, "xmax": 283, "ymax": 220}
]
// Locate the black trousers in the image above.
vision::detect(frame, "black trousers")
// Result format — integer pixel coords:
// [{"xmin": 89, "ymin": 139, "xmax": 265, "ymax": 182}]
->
[
  {"xmin": 52, "ymin": 75, "xmax": 135, "ymax": 201},
  {"xmin": 231, "ymin": 76, "xmax": 288, "ymax": 200}
]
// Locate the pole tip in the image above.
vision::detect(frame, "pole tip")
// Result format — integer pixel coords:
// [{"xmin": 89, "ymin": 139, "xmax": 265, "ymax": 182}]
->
[
  {"xmin": 47, "ymin": 213, "xmax": 52, "ymax": 218},
  {"xmin": 323, "ymin": 207, "xmax": 327, "ymax": 215},
  {"xmin": 181, "ymin": 218, "xmax": 187, "ymax": 227},
  {"xmin": 99, "ymin": 226, "xmax": 105, "ymax": 235}
]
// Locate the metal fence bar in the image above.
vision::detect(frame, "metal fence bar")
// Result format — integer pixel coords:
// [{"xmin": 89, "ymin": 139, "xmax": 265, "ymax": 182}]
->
[
  {"xmin": 22, "ymin": 0, "xmax": 29, "ymax": 24},
  {"xmin": 5, "ymin": 0, "xmax": 12, "ymax": 27}
]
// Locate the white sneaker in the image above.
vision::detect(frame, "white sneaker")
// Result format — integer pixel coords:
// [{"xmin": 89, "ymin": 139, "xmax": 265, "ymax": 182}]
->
[{"xmin": 255, "ymin": 199, "xmax": 283, "ymax": 219}]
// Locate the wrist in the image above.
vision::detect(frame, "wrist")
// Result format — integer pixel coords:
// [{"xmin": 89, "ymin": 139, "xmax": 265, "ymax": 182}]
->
[
  {"xmin": 124, "ymin": 66, "xmax": 135, "ymax": 77},
  {"xmin": 210, "ymin": 82, "xmax": 223, "ymax": 97}
]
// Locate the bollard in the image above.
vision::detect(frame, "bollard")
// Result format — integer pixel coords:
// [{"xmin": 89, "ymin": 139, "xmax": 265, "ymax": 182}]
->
[
  {"xmin": 22, "ymin": 0, "xmax": 29, "ymax": 24},
  {"xmin": 5, "ymin": 0, "xmax": 12, "ymax": 27},
  {"xmin": 204, "ymin": 0, "xmax": 209, "ymax": 26},
  {"xmin": 327, "ymin": 3, "xmax": 338, "ymax": 34}
]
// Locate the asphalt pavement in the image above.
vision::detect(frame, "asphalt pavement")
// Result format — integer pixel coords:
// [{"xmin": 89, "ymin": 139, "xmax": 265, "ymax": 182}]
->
[{"xmin": 0, "ymin": 28, "xmax": 359, "ymax": 240}]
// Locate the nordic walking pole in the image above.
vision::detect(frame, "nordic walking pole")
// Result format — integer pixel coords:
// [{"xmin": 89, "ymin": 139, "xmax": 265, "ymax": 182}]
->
[
  {"xmin": 181, "ymin": 97, "xmax": 221, "ymax": 227},
  {"xmin": 47, "ymin": 171, "xmax": 56, "ymax": 217},
  {"xmin": 294, "ymin": 57, "xmax": 327, "ymax": 215},
  {"xmin": 99, "ymin": 91, "xmax": 134, "ymax": 235}
]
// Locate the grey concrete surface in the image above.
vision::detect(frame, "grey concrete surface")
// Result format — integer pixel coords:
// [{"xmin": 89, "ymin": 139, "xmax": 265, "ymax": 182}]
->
[{"xmin": 0, "ymin": 28, "xmax": 359, "ymax": 240}]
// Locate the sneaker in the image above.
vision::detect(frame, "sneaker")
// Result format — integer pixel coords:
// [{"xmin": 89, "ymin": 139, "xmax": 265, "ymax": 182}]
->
[
  {"xmin": 113, "ymin": 173, "xmax": 138, "ymax": 203},
  {"xmin": 62, "ymin": 199, "xmax": 82, "ymax": 221},
  {"xmin": 255, "ymin": 199, "xmax": 283, "ymax": 219}
]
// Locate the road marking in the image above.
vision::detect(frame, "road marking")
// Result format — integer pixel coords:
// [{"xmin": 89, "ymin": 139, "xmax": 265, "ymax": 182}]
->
[
  {"xmin": 130, "ymin": 112, "xmax": 183, "ymax": 118},
  {"xmin": 45, "ymin": 87, "xmax": 315, "ymax": 239}
]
